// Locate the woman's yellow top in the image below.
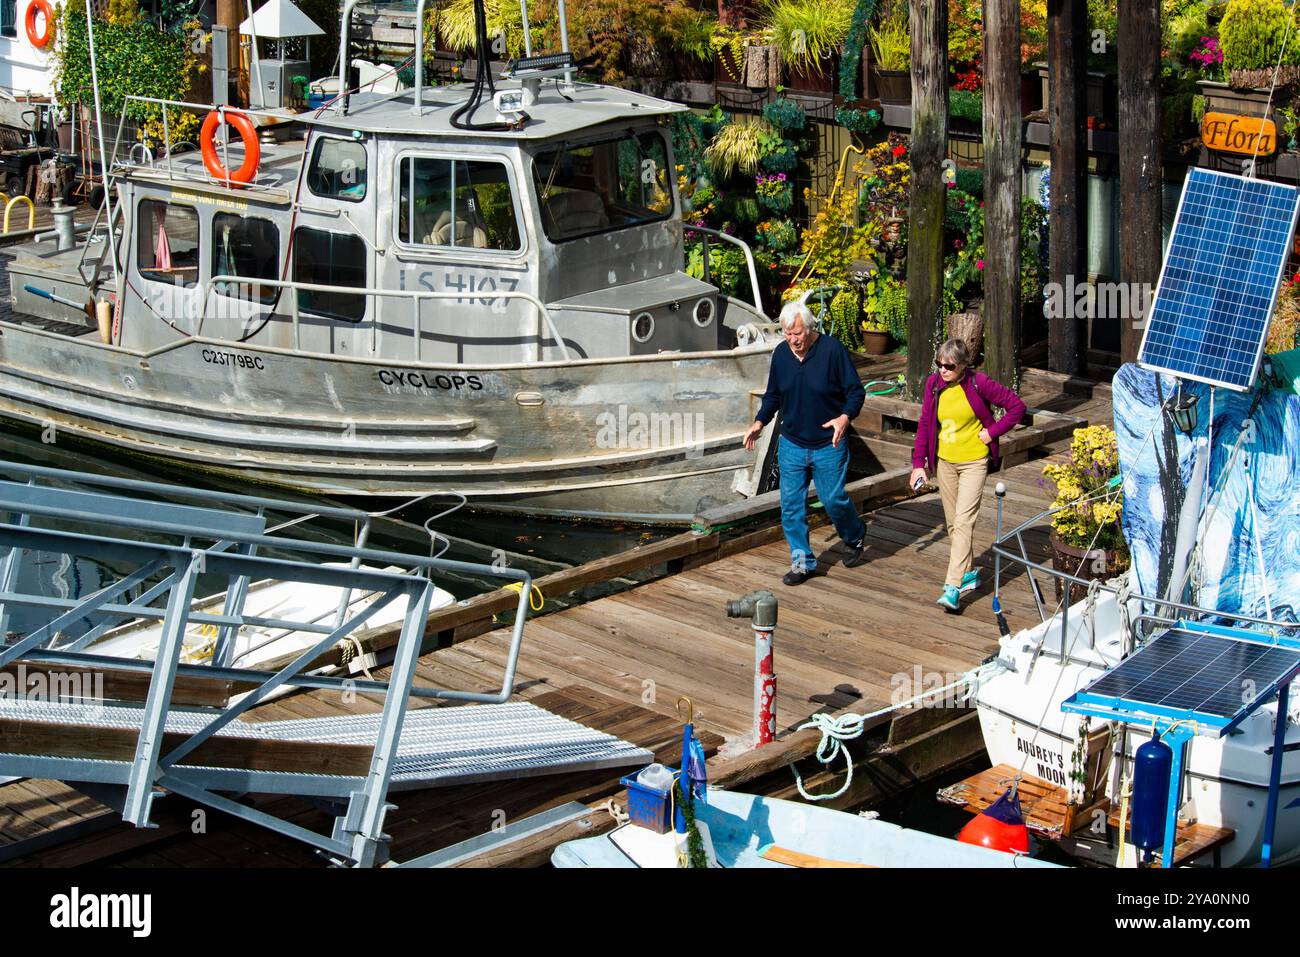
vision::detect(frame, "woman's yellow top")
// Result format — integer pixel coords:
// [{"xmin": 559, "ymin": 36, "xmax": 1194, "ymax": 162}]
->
[{"xmin": 936, "ymin": 383, "xmax": 989, "ymax": 463}]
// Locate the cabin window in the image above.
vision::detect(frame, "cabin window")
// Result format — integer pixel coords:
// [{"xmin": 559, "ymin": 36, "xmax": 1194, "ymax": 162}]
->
[
  {"xmin": 137, "ymin": 200, "xmax": 200, "ymax": 288},
  {"xmin": 532, "ymin": 131, "xmax": 672, "ymax": 242},
  {"xmin": 307, "ymin": 137, "xmax": 368, "ymax": 202},
  {"xmin": 0, "ymin": 0, "xmax": 16, "ymax": 38},
  {"xmin": 397, "ymin": 157, "xmax": 521, "ymax": 251},
  {"xmin": 213, "ymin": 213, "xmax": 280, "ymax": 304},
  {"xmin": 292, "ymin": 226, "xmax": 367, "ymax": 321}
]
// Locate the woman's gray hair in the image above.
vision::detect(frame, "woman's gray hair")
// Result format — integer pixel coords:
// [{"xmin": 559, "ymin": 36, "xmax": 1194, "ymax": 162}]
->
[
  {"xmin": 936, "ymin": 337, "xmax": 972, "ymax": 367},
  {"xmin": 779, "ymin": 300, "xmax": 819, "ymax": 332}
]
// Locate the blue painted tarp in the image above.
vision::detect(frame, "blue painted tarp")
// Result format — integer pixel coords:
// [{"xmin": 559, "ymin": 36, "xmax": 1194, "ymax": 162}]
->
[{"xmin": 1113, "ymin": 363, "xmax": 1300, "ymax": 623}]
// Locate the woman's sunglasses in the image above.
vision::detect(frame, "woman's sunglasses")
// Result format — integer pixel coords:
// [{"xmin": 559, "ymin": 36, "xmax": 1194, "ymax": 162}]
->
[{"xmin": 935, "ymin": 361, "xmax": 958, "ymax": 371}]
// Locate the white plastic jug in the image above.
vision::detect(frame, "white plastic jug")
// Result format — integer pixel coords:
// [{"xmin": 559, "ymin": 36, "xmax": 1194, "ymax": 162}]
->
[{"xmin": 636, "ymin": 763, "xmax": 674, "ymax": 792}]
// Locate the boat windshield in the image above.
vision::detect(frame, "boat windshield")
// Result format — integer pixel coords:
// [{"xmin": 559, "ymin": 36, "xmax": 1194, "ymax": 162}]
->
[{"xmin": 531, "ymin": 130, "xmax": 673, "ymax": 243}]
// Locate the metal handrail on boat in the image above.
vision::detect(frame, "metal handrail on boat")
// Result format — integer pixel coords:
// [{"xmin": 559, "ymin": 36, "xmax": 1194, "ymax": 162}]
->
[
  {"xmin": 200, "ymin": 275, "xmax": 573, "ymax": 362},
  {"xmin": 689, "ymin": 225, "xmax": 764, "ymax": 316},
  {"xmin": 113, "ymin": 96, "xmax": 299, "ymax": 195},
  {"xmin": 990, "ymin": 495, "xmax": 1299, "ymax": 664}
]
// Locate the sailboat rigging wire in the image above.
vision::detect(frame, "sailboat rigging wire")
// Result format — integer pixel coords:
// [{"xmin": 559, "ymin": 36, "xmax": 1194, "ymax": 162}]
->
[{"xmin": 84, "ymin": 0, "xmax": 118, "ymax": 290}]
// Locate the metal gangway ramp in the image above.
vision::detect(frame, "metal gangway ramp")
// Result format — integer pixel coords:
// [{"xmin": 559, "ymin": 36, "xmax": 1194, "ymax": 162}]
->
[{"xmin": 0, "ymin": 462, "xmax": 650, "ymax": 866}]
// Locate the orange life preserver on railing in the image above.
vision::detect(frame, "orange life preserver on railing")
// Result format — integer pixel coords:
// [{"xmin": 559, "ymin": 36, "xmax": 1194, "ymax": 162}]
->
[
  {"xmin": 200, "ymin": 109, "xmax": 261, "ymax": 185},
  {"xmin": 26, "ymin": 0, "xmax": 53, "ymax": 48}
]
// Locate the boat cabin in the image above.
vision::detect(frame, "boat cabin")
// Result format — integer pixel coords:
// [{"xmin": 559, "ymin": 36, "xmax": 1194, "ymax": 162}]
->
[{"xmin": 110, "ymin": 78, "xmax": 763, "ymax": 364}]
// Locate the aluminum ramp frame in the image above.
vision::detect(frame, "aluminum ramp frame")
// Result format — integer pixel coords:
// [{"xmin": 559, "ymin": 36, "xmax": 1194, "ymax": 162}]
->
[
  {"xmin": 0, "ymin": 697, "xmax": 653, "ymax": 796},
  {"xmin": 0, "ymin": 458, "xmax": 554, "ymax": 866}
]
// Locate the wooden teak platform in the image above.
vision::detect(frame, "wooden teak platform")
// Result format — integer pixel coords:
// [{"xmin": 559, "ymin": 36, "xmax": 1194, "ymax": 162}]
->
[{"xmin": 938, "ymin": 763, "xmax": 1235, "ymax": 867}]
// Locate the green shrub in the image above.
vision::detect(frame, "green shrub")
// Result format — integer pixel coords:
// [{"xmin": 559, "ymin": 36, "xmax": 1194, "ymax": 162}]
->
[
  {"xmin": 1219, "ymin": 0, "xmax": 1300, "ymax": 73},
  {"xmin": 949, "ymin": 88, "xmax": 984, "ymax": 122},
  {"xmin": 827, "ymin": 288, "xmax": 864, "ymax": 350}
]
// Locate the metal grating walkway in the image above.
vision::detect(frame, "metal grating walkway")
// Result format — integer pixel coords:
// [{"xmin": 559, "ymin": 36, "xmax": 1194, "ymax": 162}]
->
[{"xmin": 0, "ymin": 698, "xmax": 653, "ymax": 789}]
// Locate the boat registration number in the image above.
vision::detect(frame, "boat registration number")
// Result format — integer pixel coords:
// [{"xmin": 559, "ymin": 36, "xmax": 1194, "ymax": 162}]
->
[{"xmin": 201, "ymin": 348, "xmax": 265, "ymax": 371}]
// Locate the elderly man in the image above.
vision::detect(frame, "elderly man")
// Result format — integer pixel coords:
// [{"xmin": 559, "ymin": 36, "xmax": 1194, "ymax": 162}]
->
[{"xmin": 743, "ymin": 301, "xmax": 867, "ymax": 585}]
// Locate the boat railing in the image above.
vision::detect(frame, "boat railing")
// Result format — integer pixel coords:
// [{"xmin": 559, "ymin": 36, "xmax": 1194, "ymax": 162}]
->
[
  {"xmin": 111, "ymin": 96, "xmax": 299, "ymax": 196},
  {"xmin": 199, "ymin": 275, "xmax": 572, "ymax": 362},
  {"xmin": 990, "ymin": 493, "xmax": 1299, "ymax": 662},
  {"xmin": 689, "ymin": 225, "xmax": 765, "ymax": 316}
]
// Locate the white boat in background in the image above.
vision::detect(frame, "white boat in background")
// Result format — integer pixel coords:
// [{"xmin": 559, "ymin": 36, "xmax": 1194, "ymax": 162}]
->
[{"xmin": 87, "ymin": 562, "xmax": 454, "ymax": 673}]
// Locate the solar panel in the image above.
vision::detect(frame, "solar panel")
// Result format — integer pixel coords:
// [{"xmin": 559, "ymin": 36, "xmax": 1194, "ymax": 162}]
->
[
  {"xmin": 1067, "ymin": 628, "xmax": 1300, "ymax": 733},
  {"xmin": 1138, "ymin": 168, "xmax": 1300, "ymax": 391}
]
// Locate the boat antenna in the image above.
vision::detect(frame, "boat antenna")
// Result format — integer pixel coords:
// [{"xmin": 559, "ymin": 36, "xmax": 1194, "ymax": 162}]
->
[
  {"xmin": 448, "ymin": 0, "xmax": 510, "ymax": 131},
  {"xmin": 83, "ymin": 0, "xmax": 118, "ymax": 288}
]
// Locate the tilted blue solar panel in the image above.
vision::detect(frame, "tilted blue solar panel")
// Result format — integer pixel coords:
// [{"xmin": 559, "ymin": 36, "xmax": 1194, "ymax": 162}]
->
[
  {"xmin": 1138, "ymin": 168, "xmax": 1300, "ymax": 391},
  {"xmin": 1070, "ymin": 628, "xmax": 1300, "ymax": 731}
]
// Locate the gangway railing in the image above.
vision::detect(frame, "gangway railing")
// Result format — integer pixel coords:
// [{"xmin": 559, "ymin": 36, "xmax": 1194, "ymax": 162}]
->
[{"xmin": 0, "ymin": 459, "xmax": 537, "ymax": 865}]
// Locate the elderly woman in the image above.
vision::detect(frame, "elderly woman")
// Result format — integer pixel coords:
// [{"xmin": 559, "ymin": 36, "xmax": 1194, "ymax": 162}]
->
[{"xmin": 911, "ymin": 338, "xmax": 1025, "ymax": 611}]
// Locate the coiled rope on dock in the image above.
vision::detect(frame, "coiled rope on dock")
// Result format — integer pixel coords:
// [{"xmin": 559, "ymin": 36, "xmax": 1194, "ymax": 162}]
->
[{"xmin": 789, "ymin": 659, "xmax": 1007, "ymax": 801}]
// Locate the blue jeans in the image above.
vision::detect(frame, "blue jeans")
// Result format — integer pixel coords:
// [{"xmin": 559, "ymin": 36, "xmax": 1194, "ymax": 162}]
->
[{"xmin": 778, "ymin": 436, "xmax": 865, "ymax": 572}]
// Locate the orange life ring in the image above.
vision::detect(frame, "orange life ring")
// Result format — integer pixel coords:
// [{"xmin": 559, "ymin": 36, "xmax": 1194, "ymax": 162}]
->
[
  {"xmin": 200, "ymin": 110, "xmax": 261, "ymax": 185},
  {"xmin": 26, "ymin": 0, "xmax": 53, "ymax": 48}
]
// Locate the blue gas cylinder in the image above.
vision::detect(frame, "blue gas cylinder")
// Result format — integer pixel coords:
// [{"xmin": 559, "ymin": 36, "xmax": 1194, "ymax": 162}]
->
[{"xmin": 1131, "ymin": 731, "xmax": 1174, "ymax": 851}]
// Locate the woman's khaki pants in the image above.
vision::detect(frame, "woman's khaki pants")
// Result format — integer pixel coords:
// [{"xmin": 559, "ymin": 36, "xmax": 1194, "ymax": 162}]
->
[{"xmin": 937, "ymin": 457, "xmax": 988, "ymax": 588}]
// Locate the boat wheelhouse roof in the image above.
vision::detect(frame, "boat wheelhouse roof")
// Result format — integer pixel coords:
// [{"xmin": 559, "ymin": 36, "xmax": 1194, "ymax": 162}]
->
[{"xmin": 306, "ymin": 80, "xmax": 689, "ymax": 140}]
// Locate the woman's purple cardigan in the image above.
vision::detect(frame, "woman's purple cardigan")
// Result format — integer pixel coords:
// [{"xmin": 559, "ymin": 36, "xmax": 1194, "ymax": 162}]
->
[{"xmin": 911, "ymin": 369, "xmax": 1027, "ymax": 473}]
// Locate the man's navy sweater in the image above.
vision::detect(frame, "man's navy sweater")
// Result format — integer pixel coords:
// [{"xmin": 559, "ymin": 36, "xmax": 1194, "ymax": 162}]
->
[{"xmin": 755, "ymin": 334, "xmax": 865, "ymax": 449}]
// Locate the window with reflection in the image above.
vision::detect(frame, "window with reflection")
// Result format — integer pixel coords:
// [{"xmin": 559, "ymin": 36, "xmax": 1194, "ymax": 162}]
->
[
  {"xmin": 532, "ymin": 131, "xmax": 672, "ymax": 242},
  {"xmin": 137, "ymin": 200, "xmax": 200, "ymax": 287},
  {"xmin": 213, "ymin": 213, "xmax": 280, "ymax": 303},
  {"xmin": 307, "ymin": 137, "xmax": 368, "ymax": 201},
  {"xmin": 397, "ymin": 157, "xmax": 521, "ymax": 251},
  {"xmin": 292, "ymin": 227, "xmax": 367, "ymax": 321}
]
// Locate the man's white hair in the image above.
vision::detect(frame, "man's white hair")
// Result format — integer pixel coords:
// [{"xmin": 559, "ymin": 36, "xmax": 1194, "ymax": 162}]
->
[{"xmin": 779, "ymin": 300, "xmax": 818, "ymax": 332}]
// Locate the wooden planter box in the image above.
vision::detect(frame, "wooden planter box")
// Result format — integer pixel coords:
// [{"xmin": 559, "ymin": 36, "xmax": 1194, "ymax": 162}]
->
[
  {"xmin": 873, "ymin": 68, "xmax": 910, "ymax": 106},
  {"xmin": 783, "ymin": 54, "xmax": 838, "ymax": 94},
  {"xmin": 1197, "ymin": 80, "xmax": 1286, "ymax": 135},
  {"xmin": 1037, "ymin": 64, "xmax": 1117, "ymax": 124}
]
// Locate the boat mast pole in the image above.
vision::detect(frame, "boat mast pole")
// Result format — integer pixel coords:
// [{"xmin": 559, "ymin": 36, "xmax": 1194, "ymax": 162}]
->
[
  {"xmin": 555, "ymin": 0, "xmax": 573, "ymax": 88},
  {"xmin": 84, "ymin": 0, "xmax": 119, "ymax": 291},
  {"xmin": 518, "ymin": 0, "xmax": 532, "ymax": 56},
  {"xmin": 245, "ymin": 0, "xmax": 264, "ymax": 110}
]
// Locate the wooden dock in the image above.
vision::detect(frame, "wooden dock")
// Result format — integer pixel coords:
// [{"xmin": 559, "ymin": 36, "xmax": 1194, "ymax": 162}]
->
[{"xmin": 0, "ymin": 361, "xmax": 1114, "ymax": 867}]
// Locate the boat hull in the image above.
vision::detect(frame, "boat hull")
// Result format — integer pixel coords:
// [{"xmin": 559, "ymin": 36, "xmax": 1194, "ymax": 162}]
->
[
  {"xmin": 0, "ymin": 322, "xmax": 777, "ymax": 523},
  {"xmin": 552, "ymin": 789, "xmax": 1063, "ymax": 867}
]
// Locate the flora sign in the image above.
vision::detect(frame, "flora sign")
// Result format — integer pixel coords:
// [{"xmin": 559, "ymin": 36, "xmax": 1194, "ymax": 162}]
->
[{"xmin": 1201, "ymin": 111, "xmax": 1277, "ymax": 157}]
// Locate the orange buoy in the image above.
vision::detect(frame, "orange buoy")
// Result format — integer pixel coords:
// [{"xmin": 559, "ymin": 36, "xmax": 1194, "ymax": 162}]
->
[
  {"xmin": 26, "ymin": 0, "xmax": 53, "ymax": 48},
  {"xmin": 200, "ymin": 110, "xmax": 261, "ymax": 185},
  {"xmin": 958, "ymin": 787, "xmax": 1031, "ymax": 855}
]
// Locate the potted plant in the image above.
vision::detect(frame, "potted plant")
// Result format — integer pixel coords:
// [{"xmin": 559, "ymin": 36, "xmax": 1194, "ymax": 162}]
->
[
  {"xmin": 859, "ymin": 315, "xmax": 890, "ymax": 354},
  {"xmin": 755, "ymin": 171, "xmax": 793, "ymax": 213},
  {"xmin": 766, "ymin": 0, "xmax": 855, "ymax": 93},
  {"xmin": 1041, "ymin": 426, "xmax": 1130, "ymax": 604},
  {"xmin": 869, "ymin": 0, "xmax": 911, "ymax": 105}
]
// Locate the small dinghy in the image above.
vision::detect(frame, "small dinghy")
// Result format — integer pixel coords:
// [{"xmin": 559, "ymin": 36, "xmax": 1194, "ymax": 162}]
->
[{"xmin": 551, "ymin": 788, "xmax": 1062, "ymax": 868}]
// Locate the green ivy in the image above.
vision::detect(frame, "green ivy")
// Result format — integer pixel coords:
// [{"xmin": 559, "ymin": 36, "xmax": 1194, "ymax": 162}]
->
[
  {"xmin": 54, "ymin": 11, "xmax": 195, "ymax": 124},
  {"xmin": 837, "ymin": 0, "xmax": 878, "ymax": 99}
]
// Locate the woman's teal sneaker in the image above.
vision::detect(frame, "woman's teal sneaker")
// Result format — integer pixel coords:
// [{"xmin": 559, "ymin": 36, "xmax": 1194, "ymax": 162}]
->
[
  {"xmin": 937, "ymin": 585, "xmax": 961, "ymax": 612},
  {"xmin": 959, "ymin": 569, "xmax": 980, "ymax": 594}
]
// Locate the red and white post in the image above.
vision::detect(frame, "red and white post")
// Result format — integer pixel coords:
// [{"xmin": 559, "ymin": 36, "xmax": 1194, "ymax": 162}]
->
[{"xmin": 725, "ymin": 589, "xmax": 778, "ymax": 748}]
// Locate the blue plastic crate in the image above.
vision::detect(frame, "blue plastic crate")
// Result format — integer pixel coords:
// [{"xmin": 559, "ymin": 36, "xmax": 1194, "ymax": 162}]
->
[{"xmin": 620, "ymin": 767, "xmax": 677, "ymax": 834}]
